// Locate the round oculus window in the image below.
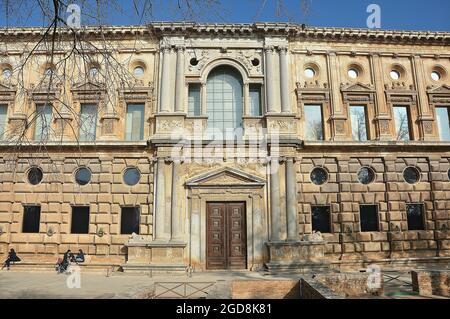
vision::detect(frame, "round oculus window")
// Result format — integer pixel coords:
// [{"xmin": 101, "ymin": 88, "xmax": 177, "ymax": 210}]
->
[
  {"xmin": 2, "ymin": 68, "xmax": 12, "ymax": 78},
  {"xmin": 133, "ymin": 66, "xmax": 145, "ymax": 77},
  {"xmin": 431, "ymin": 71, "xmax": 441, "ymax": 81},
  {"xmin": 403, "ymin": 167, "xmax": 420, "ymax": 184},
  {"xmin": 390, "ymin": 70, "xmax": 400, "ymax": 80},
  {"xmin": 123, "ymin": 168, "xmax": 141, "ymax": 186},
  {"xmin": 357, "ymin": 167, "xmax": 375, "ymax": 185},
  {"xmin": 75, "ymin": 167, "xmax": 92, "ymax": 186},
  {"xmin": 310, "ymin": 167, "xmax": 328, "ymax": 186},
  {"xmin": 348, "ymin": 69, "xmax": 358, "ymax": 79},
  {"xmin": 304, "ymin": 68, "xmax": 315, "ymax": 78},
  {"xmin": 28, "ymin": 167, "xmax": 43, "ymax": 185}
]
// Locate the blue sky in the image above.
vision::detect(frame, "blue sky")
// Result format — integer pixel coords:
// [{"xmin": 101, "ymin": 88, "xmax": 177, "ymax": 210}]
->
[{"xmin": 1, "ymin": 0, "xmax": 449, "ymax": 31}]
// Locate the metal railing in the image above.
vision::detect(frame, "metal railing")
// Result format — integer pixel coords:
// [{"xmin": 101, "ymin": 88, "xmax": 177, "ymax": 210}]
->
[{"xmin": 153, "ymin": 282, "xmax": 216, "ymax": 299}]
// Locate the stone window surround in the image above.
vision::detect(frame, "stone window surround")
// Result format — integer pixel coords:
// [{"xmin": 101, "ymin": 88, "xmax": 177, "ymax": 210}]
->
[
  {"xmin": 296, "ymin": 82, "xmax": 331, "ymax": 140},
  {"xmin": 0, "ymin": 82, "xmax": 16, "ymax": 138},
  {"xmin": 185, "ymin": 59, "xmax": 265, "ymax": 118},
  {"xmin": 358, "ymin": 203, "xmax": 381, "ymax": 232},
  {"xmin": 187, "ymin": 191, "xmax": 266, "ymax": 271}
]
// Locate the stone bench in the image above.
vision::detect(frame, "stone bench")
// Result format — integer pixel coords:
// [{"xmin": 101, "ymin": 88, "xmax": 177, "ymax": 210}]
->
[{"xmin": 4, "ymin": 261, "xmax": 121, "ymax": 274}]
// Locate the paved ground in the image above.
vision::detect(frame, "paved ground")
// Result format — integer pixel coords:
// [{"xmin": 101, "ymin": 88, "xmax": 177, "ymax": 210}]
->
[
  {"xmin": 0, "ymin": 269, "xmax": 447, "ymax": 299},
  {"xmin": 0, "ymin": 270, "xmax": 281, "ymax": 299}
]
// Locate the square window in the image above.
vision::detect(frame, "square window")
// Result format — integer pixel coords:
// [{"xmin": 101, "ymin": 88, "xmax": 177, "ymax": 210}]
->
[
  {"xmin": 360, "ymin": 205, "xmax": 379, "ymax": 232},
  {"xmin": 121, "ymin": 207, "xmax": 140, "ymax": 235},
  {"xmin": 311, "ymin": 206, "xmax": 331, "ymax": 233},
  {"xmin": 407, "ymin": 204, "xmax": 425, "ymax": 230},
  {"xmin": 23, "ymin": 206, "xmax": 41, "ymax": 233},
  {"xmin": 71, "ymin": 206, "xmax": 90, "ymax": 234}
]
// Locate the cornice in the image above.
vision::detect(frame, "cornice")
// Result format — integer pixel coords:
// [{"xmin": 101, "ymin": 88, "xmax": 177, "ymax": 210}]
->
[{"xmin": 0, "ymin": 22, "xmax": 449, "ymax": 45}]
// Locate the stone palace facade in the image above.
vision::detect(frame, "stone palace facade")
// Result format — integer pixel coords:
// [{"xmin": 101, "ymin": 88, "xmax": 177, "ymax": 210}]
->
[{"xmin": 0, "ymin": 23, "xmax": 449, "ymax": 272}]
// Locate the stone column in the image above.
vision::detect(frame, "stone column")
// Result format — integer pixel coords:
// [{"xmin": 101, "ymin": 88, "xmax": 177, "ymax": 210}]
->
[
  {"xmin": 244, "ymin": 82, "xmax": 250, "ymax": 116},
  {"xmin": 279, "ymin": 46, "xmax": 290, "ymax": 114},
  {"xmin": 159, "ymin": 47, "xmax": 171, "ymax": 113},
  {"xmin": 170, "ymin": 161, "xmax": 182, "ymax": 240},
  {"xmin": 154, "ymin": 157, "xmax": 166, "ymax": 240},
  {"xmin": 265, "ymin": 47, "xmax": 276, "ymax": 113},
  {"xmin": 285, "ymin": 157, "xmax": 298, "ymax": 241},
  {"xmin": 201, "ymin": 83, "xmax": 207, "ymax": 116},
  {"xmin": 175, "ymin": 46, "xmax": 185, "ymax": 113},
  {"xmin": 270, "ymin": 158, "xmax": 281, "ymax": 241}
]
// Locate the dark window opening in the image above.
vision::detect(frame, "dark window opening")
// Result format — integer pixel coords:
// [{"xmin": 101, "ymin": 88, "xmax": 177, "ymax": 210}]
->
[
  {"xmin": 23, "ymin": 206, "xmax": 41, "ymax": 233},
  {"xmin": 28, "ymin": 167, "xmax": 43, "ymax": 185},
  {"xmin": 311, "ymin": 206, "xmax": 331, "ymax": 233},
  {"xmin": 407, "ymin": 204, "xmax": 425, "ymax": 231},
  {"xmin": 71, "ymin": 206, "xmax": 90, "ymax": 234},
  {"xmin": 121, "ymin": 207, "xmax": 140, "ymax": 235},
  {"xmin": 360, "ymin": 205, "xmax": 379, "ymax": 232}
]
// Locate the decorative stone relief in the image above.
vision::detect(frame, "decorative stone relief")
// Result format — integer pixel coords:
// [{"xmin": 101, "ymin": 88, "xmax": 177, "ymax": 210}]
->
[{"xmin": 186, "ymin": 48, "xmax": 263, "ymax": 76}]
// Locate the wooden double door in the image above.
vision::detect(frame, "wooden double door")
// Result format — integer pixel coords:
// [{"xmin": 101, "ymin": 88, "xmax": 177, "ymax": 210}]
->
[{"xmin": 206, "ymin": 202, "xmax": 247, "ymax": 270}]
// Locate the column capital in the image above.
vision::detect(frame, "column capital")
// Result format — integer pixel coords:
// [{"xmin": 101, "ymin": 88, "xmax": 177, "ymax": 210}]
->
[
  {"xmin": 277, "ymin": 46, "xmax": 288, "ymax": 53},
  {"xmin": 264, "ymin": 45, "xmax": 275, "ymax": 53}
]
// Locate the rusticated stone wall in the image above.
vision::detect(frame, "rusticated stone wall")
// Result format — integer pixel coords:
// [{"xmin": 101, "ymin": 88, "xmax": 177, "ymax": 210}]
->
[
  {"xmin": 297, "ymin": 153, "xmax": 450, "ymax": 262},
  {"xmin": 0, "ymin": 151, "xmax": 154, "ymax": 263}
]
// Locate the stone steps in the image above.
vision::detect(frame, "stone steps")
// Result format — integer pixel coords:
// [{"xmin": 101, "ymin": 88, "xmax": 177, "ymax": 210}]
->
[
  {"xmin": 3, "ymin": 262, "xmax": 121, "ymax": 274},
  {"xmin": 120, "ymin": 263, "xmax": 188, "ymax": 274}
]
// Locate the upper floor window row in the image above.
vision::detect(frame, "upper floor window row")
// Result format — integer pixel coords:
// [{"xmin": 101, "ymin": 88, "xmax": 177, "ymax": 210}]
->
[
  {"xmin": 303, "ymin": 104, "xmax": 450, "ymax": 142},
  {"xmin": 25, "ymin": 103, "xmax": 146, "ymax": 142}
]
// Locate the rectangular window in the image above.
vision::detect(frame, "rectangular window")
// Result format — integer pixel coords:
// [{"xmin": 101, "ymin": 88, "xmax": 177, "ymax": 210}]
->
[
  {"xmin": 34, "ymin": 104, "xmax": 52, "ymax": 141},
  {"xmin": 71, "ymin": 206, "xmax": 90, "ymax": 234},
  {"xmin": 249, "ymin": 84, "xmax": 262, "ymax": 116},
  {"xmin": 360, "ymin": 205, "xmax": 379, "ymax": 232},
  {"xmin": 311, "ymin": 206, "xmax": 331, "ymax": 233},
  {"xmin": 436, "ymin": 107, "xmax": 450, "ymax": 141},
  {"xmin": 188, "ymin": 84, "xmax": 201, "ymax": 117},
  {"xmin": 125, "ymin": 104, "xmax": 145, "ymax": 141},
  {"xmin": 350, "ymin": 105, "xmax": 368, "ymax": 141},
  {"xmin": 79, "ymin": 104, "xmax": 97, "ymax": 141},
  {"xmin": 304, "ymin": 105, "xmax": 324, "ymax": 141},
  {"xmin": 22, "ymin": 206, "xmax": 41, "ymax": 233},
  {"xmin": 121, "ymin": 207, "xmax": 140, "ymax": 235},
  {"xmin": 407, "ymin": 204, "xmax": 425, "ymax": 231},
  {"xmin": 393, "ymin": 106, "xmax": 411, "ymax": 141},
  {"xmin": 0, "ymin": 105, "xmax": 7, "ymax": 140}
]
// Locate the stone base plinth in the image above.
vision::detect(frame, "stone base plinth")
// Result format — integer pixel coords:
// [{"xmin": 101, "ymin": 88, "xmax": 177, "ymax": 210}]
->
[
  {"xmin": 124, "ymin": 239, "xmax": 187, "ymax": 273},
  {"xmin": 265, "ymin": 241, "xmax": 330, "ymax": 272}
]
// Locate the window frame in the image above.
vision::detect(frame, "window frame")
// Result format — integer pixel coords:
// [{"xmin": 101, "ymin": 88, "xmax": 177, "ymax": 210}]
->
[
  {"xmin": 311, "ymin": 205, "xmax": 332, "ymax": 234},
  {"xmin": 187, "ymin": 83, "xmax": 202, "ymax": 117},
  {"xmin": 406, "ymin": 203, "xmax": 426, "ymax": 231},
  {"xmin": 304, "ymin": 104, "xmax": 325, "ymax": 141},
  {"xmin": 22, "ymin": 205, "xmax": 41, "ymax": 234},
  {"xmin": 34, "ymin": 103, "xmax": 53, "ymax": 141},
  {"xmin": 393, "ymin": 105, "xmax": 413, "ymax": 141},
  {"xmin": 79, "ymin": 103, "xmax": 98, "ymax": 142},
  {"xmin": 125, "ymin": 103, "xmax": 145, "ymax": 141},
  {"xmin": 359, "ymin": 204, "xmax": 380, "ymax": 232},
  {"xmin": 349, "ymin": 105, "xmax": 369, "ymax": 141},
  {"xmin": 71, "ymin": 206, "xmax": 90, "ymax": 234},
  {"xmin": 435, "ymin": 106, "xmax": 450, "ymax": 142},
  {"xmin": 120, "ymin": 206, "xmax": 141, "ymax": 235}
]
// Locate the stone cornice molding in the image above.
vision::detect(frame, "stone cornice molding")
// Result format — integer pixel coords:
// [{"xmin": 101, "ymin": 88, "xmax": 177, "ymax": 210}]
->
[{"xmin": 1, "ymin": 23, "xmax": 448, "ymax": 45}]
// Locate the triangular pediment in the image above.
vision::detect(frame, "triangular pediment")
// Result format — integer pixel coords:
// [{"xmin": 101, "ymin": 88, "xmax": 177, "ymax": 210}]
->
[
  {"xmin": 427, "ymin": 85, "xmax": 450, "ymax": 94},
  {"xmin": 0, "ymin": 82, "xmax": 16, "ymax": 91},
  {"xmin": 71, "ymin": 81, "xmax": 105, "ymax": 92},
  {"xmin": 341, "ymin": 82, "xmax": 374, "ymax": 92},
  {"xmin": 186, "ymin": 167, "xmax": 265, "ymax": 188}
]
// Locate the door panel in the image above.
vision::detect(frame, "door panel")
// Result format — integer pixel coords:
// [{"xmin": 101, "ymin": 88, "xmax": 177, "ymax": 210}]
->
[{"xmin": 206, "ymin": 202, "xmax": 247, "ymax": 270}]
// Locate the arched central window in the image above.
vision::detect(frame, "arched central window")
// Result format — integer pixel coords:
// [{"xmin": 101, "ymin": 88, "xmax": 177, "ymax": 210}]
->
[{"xmin": 206, "ymin": 66, "xmax": 243, "ymax": 139}]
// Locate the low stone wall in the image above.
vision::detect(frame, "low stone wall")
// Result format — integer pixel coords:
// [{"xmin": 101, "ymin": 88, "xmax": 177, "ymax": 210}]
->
[
  {"xmin": 412, "ymin": 270, "xmax": 450, "ymax": 297},
  {"xmin": 232, "ymin": 280, "xmax": 300, "ymax": 299},
  {"xmin": 314, "ymin": 273, "xmax": 383, "ymax": 297}
]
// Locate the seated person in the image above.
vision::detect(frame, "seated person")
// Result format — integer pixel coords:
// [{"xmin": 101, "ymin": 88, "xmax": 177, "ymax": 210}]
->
[
  {"xmin": 75, "ymin": 249, "xmax": 85, "ymax": 263},
  {"xmin": 2, "ymin": 249, "xmax": 21, "ymax": 270}
]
